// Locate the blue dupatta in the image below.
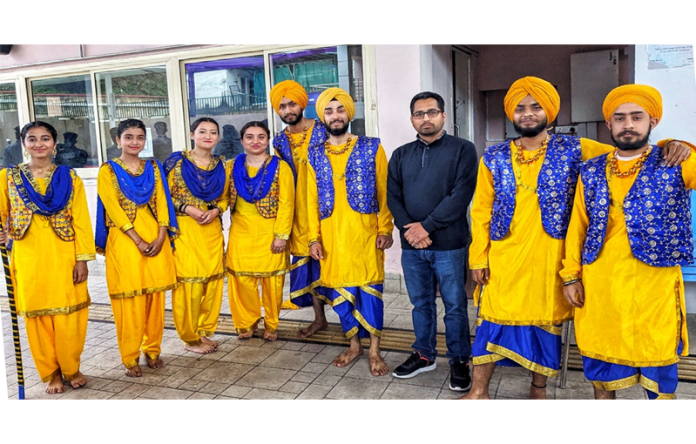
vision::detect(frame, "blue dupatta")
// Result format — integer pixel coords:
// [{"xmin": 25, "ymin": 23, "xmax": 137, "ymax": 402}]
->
[
  {"xmin": 95, "ymin": 159, "xmax": 179, "ymax": 252},
  {"xmin": 232, "ymin": 154, "xmax": 279, "ymax": 203},
  {"xmin": 163, "ymin": 152, "xmax": 225, "ymax": 202},
  {"xmin": 17, "ymin": 164, "xmax": 72, "ymax": 216}
]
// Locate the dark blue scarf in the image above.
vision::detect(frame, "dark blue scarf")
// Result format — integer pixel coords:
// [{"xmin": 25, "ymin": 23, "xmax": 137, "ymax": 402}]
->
[
  {"xmin": 95, "ymin": 159, "xmax": 179, "ymax": 251},
  {"xmin": 18, "ymin": 165, "xmax": 72, "ymax": 216},
  {"xmin": 232, "ymin": 154, "xmax": 278, "ymax": 203},
  {"xmin": 163, "ymin": 152, "xmax": 225, "ymax": 202}
]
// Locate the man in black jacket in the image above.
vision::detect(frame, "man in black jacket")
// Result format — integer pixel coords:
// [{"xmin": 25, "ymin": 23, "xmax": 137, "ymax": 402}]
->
[{"xmin": 387, "ymin": 91, "xmax": 478, "ymax": 391}]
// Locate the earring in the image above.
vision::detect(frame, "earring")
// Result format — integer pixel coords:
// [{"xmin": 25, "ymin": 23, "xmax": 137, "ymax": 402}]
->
[
  {"xmin": 52, "ymin": 148, "xmax": 57, "ymax": 156},
  {"xmin": 24, "ymin": 149, "xmax": 29, "ymax": 157},
  {"xmin": 117, "ymin": 144, "xmax": 122, "ymax": 150}
]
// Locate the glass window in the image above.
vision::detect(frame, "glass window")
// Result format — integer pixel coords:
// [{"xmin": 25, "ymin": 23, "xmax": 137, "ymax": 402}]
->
[
  {"xmin": 185, "ymin": 56, "xmax": 267, "ymax": 159},
  {"xmin": 270, "ymin": 46, "xmax": 365, "ymax": 135},
  {"xmin": 0, "ymin": 82, "xmax": 21, "ymax": 167},
  {"xmin": 96, "ymin": 66, "xmax": 170, "ymax": 162},
  {"xmin": 31, "ymin": 75, "xmax": 98, "ymax": 168}
]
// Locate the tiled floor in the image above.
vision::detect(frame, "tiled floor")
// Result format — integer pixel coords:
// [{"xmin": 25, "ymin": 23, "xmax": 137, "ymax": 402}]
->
[{"xmin": 2, "ymin": 275, "xmax": 696, "ymax": 401}]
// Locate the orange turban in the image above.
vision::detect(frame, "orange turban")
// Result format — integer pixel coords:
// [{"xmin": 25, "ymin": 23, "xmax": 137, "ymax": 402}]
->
[
  {"xmin": 503, "ymin": 76, "xmax": 561, "ymax": 123},
  {"xmin": 315, "ymin": 87, "xmax": 356, "ymax": 124},
  {"xmin": 269, "ymin": 80, "xmax": 308, "ymax": 114},
  {"xmin": 602, "ymin": 84, "xmax": 662, "ymax": 123}
]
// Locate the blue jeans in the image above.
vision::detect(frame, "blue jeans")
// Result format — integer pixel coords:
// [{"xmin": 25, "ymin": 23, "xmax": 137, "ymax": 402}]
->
[{"xmin": 401, "ymin": 247, "xmax": 471, "ymax": 364}]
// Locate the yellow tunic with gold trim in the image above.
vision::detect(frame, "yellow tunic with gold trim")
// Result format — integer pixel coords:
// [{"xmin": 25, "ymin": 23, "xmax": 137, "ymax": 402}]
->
[
  {"xmin": 0, "ymin": 166, "xmax": 95, "ymax": 317},
  {"xmin": 277, "ymin": 125, "xmax": 315, "ymax": 257},
  {"xmin": 97, "ymin": 159, "xmax": 177, "ymax": 298},
  {"xmin": 226, "ymin": 158, "xmax": 294, "ymax": 276},
  {"xmin": 469, "ymin": 138, "xmax": 612, "ymax": 325},
  {"xmin": 307, "ymin": 140, "xmax": 394, "ymax": 288},
  {"xmin": 168, "ymin": 152, "xmax": 229, "ymax": 284},
  {"xmin": 560, "ymin": 151, "xmax": 695, "ymax": 366}
]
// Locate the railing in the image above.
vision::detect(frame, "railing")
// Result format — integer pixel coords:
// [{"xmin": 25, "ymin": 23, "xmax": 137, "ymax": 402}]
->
[{"xmin": 189, "ymin": 93, "xmax": 267, "ymax": 116}]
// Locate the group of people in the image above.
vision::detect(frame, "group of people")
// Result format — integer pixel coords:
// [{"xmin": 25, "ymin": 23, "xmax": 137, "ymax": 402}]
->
[{"xmin": 0, "ymin": 75, "xmax": 693, "ymax": 400}]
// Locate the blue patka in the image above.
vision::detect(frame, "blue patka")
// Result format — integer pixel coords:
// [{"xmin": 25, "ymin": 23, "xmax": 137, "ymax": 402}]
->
[{"xmin": 580, "ymin": 146, "xmax": 694, "ymax": 267}]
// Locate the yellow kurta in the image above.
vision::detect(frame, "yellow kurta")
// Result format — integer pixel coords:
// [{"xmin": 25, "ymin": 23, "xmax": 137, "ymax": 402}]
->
[
  {"xmin": 560, "ymin": 149, "xmax": 696, "ymax": 366},
  {"xmin": 469, "ymin": 138, "xmax": 612, "ymax": 325},
  {"xmin": 275, "ymin": 124, "xmax": 315, "ymax": 257},
  {"xmin": 0, "ymin": 167, "xmax": 95, "ymax": 381},
  {"xmin": 226, "ymin": 159, "xmax": 294, "ymax": 333},
  {"xmin": 307, "ymin": 139, "xmax": 394, "ymax": 288},
  {"xmin": 97, "ymin": 159, "xmax": 177, "ymax": 367},
  {"xmin": 168, "ymin": 153, "xmax": 229, "ymax": 345},
  {"xmin": 226, "ymin": 159, "xmax": 294, "ymax": 275},
  {"xmin": 97, "ymin": 159, "xmax": 177, "ymax": 298}
]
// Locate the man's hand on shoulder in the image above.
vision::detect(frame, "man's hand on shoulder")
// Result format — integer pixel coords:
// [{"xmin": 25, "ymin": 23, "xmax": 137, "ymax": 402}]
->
[{"xmin": 663, "ymin": 140, "xmax": 691, "ymax": 167}]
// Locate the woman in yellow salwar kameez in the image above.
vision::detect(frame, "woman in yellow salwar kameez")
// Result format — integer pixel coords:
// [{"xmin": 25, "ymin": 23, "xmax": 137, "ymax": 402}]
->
[
  {"xmin": 227, "ymin": 121, "xmax": 294, "ymax": 341},
  {"xmin": 96, "ymin": 119, "xmax": 178, "ymax": 377},
  {"xmin": 164, "ymin": 117, "xmax": 229, "ymax": 354},
  {"xmin": 0, "ymin": 121, "xmax": 95, "ymax": 394}
]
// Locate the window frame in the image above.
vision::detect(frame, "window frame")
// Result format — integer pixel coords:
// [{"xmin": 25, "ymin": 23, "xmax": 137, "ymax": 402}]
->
[{"xmin": 0, "ymin": 44, "xmax": 378, "ymax": 178}]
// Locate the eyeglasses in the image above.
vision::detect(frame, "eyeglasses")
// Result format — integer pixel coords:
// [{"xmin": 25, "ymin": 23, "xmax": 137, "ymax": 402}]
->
[{"xmin": 412, "ymin": 109, "xmax": 442, "ymax": 120}]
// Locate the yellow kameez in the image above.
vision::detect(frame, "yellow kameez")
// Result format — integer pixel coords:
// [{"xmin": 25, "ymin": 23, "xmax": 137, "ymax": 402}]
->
[
  {"xmin": 0, "ymin": 168, "xmax": 95, "ymax": 382},
  {"xmin": 168, "ymin": 153, "xmax": 230, "ymax": 346},
  {"xmin": 97, "ymin": 159, "xmax": 177, "ymax": 367},
  {"xmin": 560, "ymin": 149, "xmax": 696, "ymax": 366},
  {"xmin": 226, "ymin": 160, "xmax": 294, "ymax": 333},
  {"xmin": 307, "ymin": 139, "xmax": 394, "ymax": 290},
  {"xmin": 469, "ymin": 138, "xmax": 612, "ymax": 325},
  {"xmin": 277, "ymin": 125, "xmax": 314, "ymax": 257}
]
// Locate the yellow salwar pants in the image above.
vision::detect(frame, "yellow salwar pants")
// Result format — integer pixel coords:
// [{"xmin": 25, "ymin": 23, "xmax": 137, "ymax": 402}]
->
[
  {"xmin": 171, "ymin": 279, "xmax": 223, "ymax": 345},
  {"xmin": 24, "ymin": 308, "xmax": 89, "ymax": 382},
  {"xmin": 228, "ymin": 275, "xmax": 284, "ymax": 334},
  {"xmin": 111, "ymin": 292, "xmax": 165, "ymax": 368}
]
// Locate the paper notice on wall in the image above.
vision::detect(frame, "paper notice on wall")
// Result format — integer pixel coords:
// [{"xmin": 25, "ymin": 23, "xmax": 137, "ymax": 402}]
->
[{"xmin": 647, "ymin": 45, "xmax": 694, "ymax": 69}]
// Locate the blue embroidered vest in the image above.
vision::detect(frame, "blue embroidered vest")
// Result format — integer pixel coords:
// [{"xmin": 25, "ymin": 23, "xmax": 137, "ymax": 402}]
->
[
  {"xmin": 273, "ymin": 119, "xmax": 326, "ymax": 182},
  {"xmin": 307, "ymin": 136, "xmax": 380, "ymax": 220},
  {"xmin": 581, "ymin": 146, "xmax": 693, "ymax": 267},
  {"xmin": 483, "ymin": 135, "xmax": 582, "ymax": 240}
]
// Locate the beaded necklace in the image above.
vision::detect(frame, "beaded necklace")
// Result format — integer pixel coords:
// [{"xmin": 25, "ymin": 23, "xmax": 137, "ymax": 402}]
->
[
  {"xmin": 325, "ymin": 136, "xmax": 353, "ymax": 155},
  {"xmin": 514, "ymin": 136, "xmax": 550, "ymax": 165},
  {"xmin": 609, "ymin": 147, "xmax": 651, "ymax": 178}
]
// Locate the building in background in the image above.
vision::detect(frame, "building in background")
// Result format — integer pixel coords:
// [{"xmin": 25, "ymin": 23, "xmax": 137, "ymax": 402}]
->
[{"xmin": 1, "ymin": 43, "xmax": 694, "ymax": 310}]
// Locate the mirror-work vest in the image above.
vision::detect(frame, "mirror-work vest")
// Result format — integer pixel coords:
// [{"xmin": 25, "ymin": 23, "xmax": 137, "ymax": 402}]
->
[
  {"xmin": 307, "ymin": 136, "xmax": 380, "ymax": 220},
  {"xmin": 483, "ymin": 134, "xmax": 582, "ymax": 240},
  {"xmin": 581, "ymin": 146, "xmax": 693, "ymax": 267}
]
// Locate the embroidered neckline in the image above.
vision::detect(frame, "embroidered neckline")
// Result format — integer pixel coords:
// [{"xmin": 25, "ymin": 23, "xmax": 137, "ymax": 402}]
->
[
  {"xmin": 113, "ymin": 158, "xmax": 146, "ymax": 176},
  {"xmin": 19, "ymin": 163, "xmax": 57, "ymax": 195},
  {"xmin": 184, "ymin": 150, "xmax": 219, "ymax": 171}
]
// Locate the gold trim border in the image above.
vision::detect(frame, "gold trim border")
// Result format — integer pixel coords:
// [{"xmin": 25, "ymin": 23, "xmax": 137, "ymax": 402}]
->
[
  {"xmin": 19, "ymin": 297, "xmax": 91, "ymax": 318},
  {"xmin": 486, "ymin": 343, "xmax": 558, "ymax": 377},
  {"xmin": 177, "ymin": 271, "xmax": 225, "ymax": 284},
  {"xmin": 590, "ymin": 374, "xmax": 639, "ymax": 392},
  {"xmin": 226, "ymin": 267, "xmax": 289, "ymax": 277},
  {"xmin": 109, "ymin": 283, "xmax": 178, "ymax": 300},
  {"xmin": 579, "ymin": 349, "xmax": 680, "ymax": 368},
  {"xmin": 478, "ymin": 313, "xmax": 573, "ymax": 327}
]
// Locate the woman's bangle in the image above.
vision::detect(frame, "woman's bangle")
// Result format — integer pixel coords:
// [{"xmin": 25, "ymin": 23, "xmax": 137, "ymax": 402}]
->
[{"xmin": 563, "ymin": 279, "xmax": 581, "ymax": 286}]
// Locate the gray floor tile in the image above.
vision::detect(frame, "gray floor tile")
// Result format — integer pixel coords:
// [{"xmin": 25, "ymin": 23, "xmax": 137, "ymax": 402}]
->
[
  {"xmin": 235, "ymin": 366, "xmax": 296, "ymax": 390},
  {"xmin": 326, "ymin": 377, "xmax": 389, "ymax": 400},
  {"xmin": 261, "ymin": 349, "xmax": 317, "ymax": 371},
  {"xmin": 381, "ymin": 382, "xmax": 441, "ymax": 399}
]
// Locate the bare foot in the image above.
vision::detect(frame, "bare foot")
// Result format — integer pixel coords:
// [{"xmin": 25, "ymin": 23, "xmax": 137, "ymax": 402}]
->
[
  {"xmin": 263, "ymin": 330, "xmax": 278, "ymax": 341},
  {"xmin": 298, "ymin": 320, "xmax": 328, "ymax": 338},
  {"xmin": 201, "ymin": 337, "xmax": 218, "ymax": 349},
  {"xmin": 69, "ymin": 371, "xmax": 88, "ymax": 389},
  {"xmin": 125, "ymin": 365, "xmax": 143, "ymax": 377},
  {"xmin": 145, "ymin": 356, "xmax": 163, "ymax": 369},
  {"xmin": 185, "ymin": 342, "xmax": 216, "ymax": 354},
  {"xmin": 332, "ymin": 346, "xmax": 363, "ymax": 367},
  {"xmin": 238, "ymin": 330, "xmax": 254, "ymax": 339},
  {"xmin": 460, "ymin": 391, "xmax": 490, "ymax": 400},
  {"xmin": 530, "ymin": 384, "xmax": 547, "ymax": 399},
  {"xmin": 369, "ymin": 350, "xmax": 389, "ymax": 376},
  {"xmin": 45, "ymin": 373, "xmax": 64, "ymax": 394}
]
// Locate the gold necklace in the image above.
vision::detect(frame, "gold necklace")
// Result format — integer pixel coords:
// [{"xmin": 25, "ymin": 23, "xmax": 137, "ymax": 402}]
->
[
  {"xmin": 609, "ymin": 147, "xmax": 651, "ymax": 178},
  {"xmin": 325, "ymin": 136, "xmax": 353, "ymax": 155},
  {"xmin": 285, "ymin": 125, "xmax": 308, "ymax": 150},
  {"xmin": 514, "ymin": 136, "xmax": 549, "ymax": 165}
]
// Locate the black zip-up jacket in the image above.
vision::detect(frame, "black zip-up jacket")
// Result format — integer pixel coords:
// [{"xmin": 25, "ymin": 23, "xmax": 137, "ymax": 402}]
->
[{"xmin": 387, "ymin": 132, "xmax": 478, "ymax": 251}]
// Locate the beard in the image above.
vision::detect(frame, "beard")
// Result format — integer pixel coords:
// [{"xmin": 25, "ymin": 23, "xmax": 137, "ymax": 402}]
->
[
  {"xmin": 513, "ymin": 118, "xmax": 548, "ymax": 138},
  {"xmin": 281, "ymin": 110, "xmax": 303, "ymax": 126},
  {"xmin": 327, "ymin": 120, "xmax": 349, "ymax": 137},
  {"xmin": 611, "ymin": 128, "xmax": 651, "ymax": 151}
]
